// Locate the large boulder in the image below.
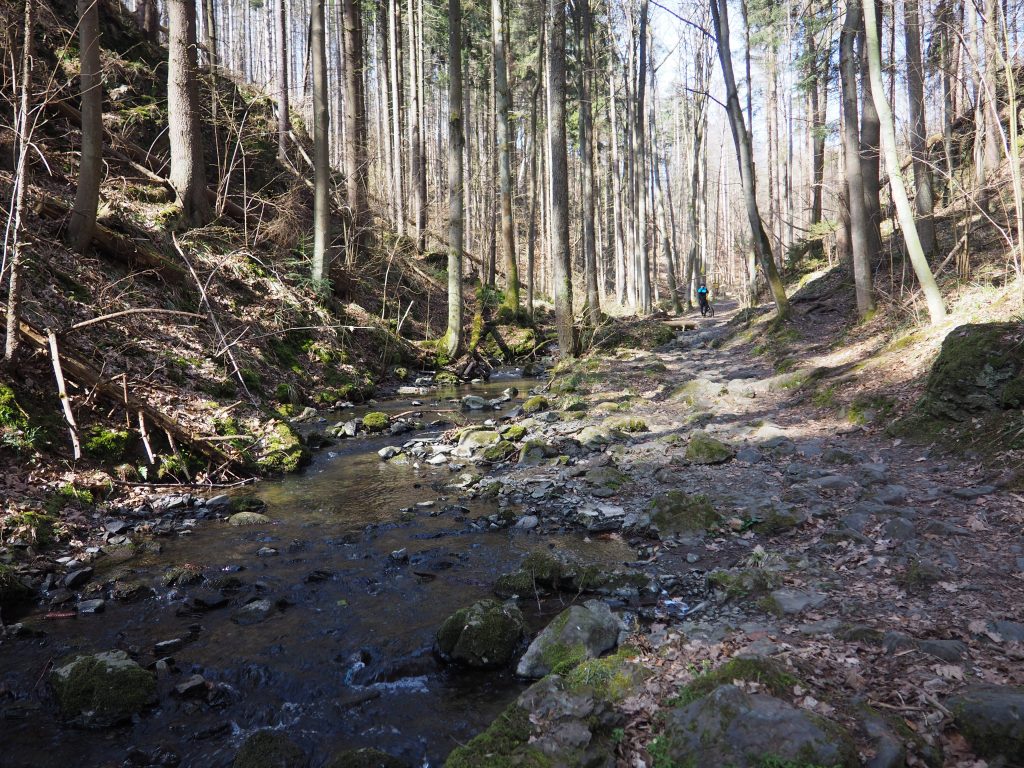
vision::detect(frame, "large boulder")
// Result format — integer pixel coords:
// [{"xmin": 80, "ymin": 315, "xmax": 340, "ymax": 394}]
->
[
  {"xmin": 948, "ymin": 684, "xmax": 1024, "ymax": 763},
  {"xmin": 50, "ymin": 650, "xmax": 157, "ymax": 727},
  {"xmin": 255, "ymin": 420, "xmax": 311, "ymax": 474},
  {"xmin": 233, "ymin": 730, "xmax": 307, "ymax": 768},
  {"xmin": 686, "ymin": 431, "xmax": 735, "ymax": 464},
  {"xmin": 897, "ymin": 323, "xmax": 1024, "ymax": 448},
  {"xmin": 663, "ymin": 684, "xmax": 857, "ymax": 767},
  {"xmin": 516, "ymin": 600, "xmax": 624, "ymax": 679},
  {"xmin": 436, "ymin": 599, "xmax": 526, "ymax": 668},
  {"xmin": 457, "ymin": 429, "xmax": 501, "ymax": 450}
]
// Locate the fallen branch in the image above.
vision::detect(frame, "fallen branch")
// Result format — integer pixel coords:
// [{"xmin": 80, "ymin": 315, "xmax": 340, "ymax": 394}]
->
[
  {"xmin": 68, "ymin": 309, "xmax": 203, "ymax": 333},
  {"xmin": 46, "ymin": 329, "xmax": 81, "ymax": 460}
]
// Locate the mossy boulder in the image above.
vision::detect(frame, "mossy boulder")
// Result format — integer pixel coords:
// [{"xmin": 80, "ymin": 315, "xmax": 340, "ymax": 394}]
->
[
  {"xmin": 229, "ymin": 511, "xmax": 271, "ymax": 526},
  {"xmin": 686, "ymin": 431, "xmax": 735, "ymax": 464},
  {"xmin": 481, "ymin": 440, "xmax": 518, "ymax": 462},
  {"xmin": 494, "ymin": 551, "xmax": 567, "ymax": 598},
  {"xmin": 649, "ymin": 491, "xmax": 720, "ymax": 537},
  {"xmin": 584, "ymin": 465, "xmax": 630, "ymax": 494},
  {"xmin": 50, "ymin": 650, "xmax": 157, "ymax": 728},
  {"xmin": 518, "ymin": 439, "xmax": 558, "ymax": 465},
  {"xmin": 521, "ymin": 396, "xmax": 550, "ymax": 415},
  {"xmin": 895, "ymin": 324, "xmax": 1024, "ymax": 448},
  {"xmin": 663, "ymin": 684, "xmax": 857, "ymax": 767},
  {"xmin": 948, "ymin": 685, "xmax": 1024, "ymax": 763},
  {"xmin": 560, "ymin": 395, "xmax": 589, "ymax": 412},
  {"xmin": 361, "ymin": 411, "xmax": 390, "ymax": 433},
  {"xmin": 516, "ymin": 600, "xmax": 624, "ymax": 679},
  {"xmin": 673, "ymin": 656, "xmax": 799, "ymax": 706},
  {"xmin": 606, "ymin": 417, "xmax": 648, "ymax": 433},
  {"xmin": 502, "ymin": 425, "xmax": 527, "ymax": 442},
  {"xmin": 443, "ymin": 700, "xmax": 549, "ymax": 768},
  {"xmin": 325, "ymin": 748, "xmax": 408, "ymax": 768},
  {"xmin": 458, "ymin": 428, "xmax": 501, "ymax": 449},
  {"xmin": 233, "ymin": 730, "xmax": 307, "ymax": 768},
  {"xmin": 436, "ymin": 599, "xmax": 527, "ymax": 668},
  {"xmin": 255, "ymin": 420, "xmax": 310, "ymax": 474},
  {"xmin": 706, "ymin": 568, "xmax": 783, "ymax": 600}
]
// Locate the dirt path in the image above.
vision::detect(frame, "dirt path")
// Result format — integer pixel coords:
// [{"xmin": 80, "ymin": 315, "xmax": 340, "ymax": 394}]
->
[{"xmin": 471, "ymin": 300, "xmax": 1024, "ymax": 766}]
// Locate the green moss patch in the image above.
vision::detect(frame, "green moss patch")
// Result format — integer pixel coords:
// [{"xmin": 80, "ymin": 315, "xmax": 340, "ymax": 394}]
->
[
  {"xmin": 522, "ymin": 396, "xmax": 550, "ymax": 415},
  {"xmin": 686, "ymin": 431, "xmax": 735, "ymax": 464},
  {"xmin": 361, "ymin": 411, "xmax": 390, "ymax": 433},
  {"xmin": 83, "ymin": 426, "xmax": 133, "ymax": 463},
  {"xmin": 649, "ymin": 491, "xmax": 720, "ymax": 537},
  {"xmin": 255, "ymin": 420, "xmax": 310, "ymax": 474},
  {"xmin": 50, "ymin": 651, "xmax": 157, "ymax": 728},
  {"xmin": 443, "ymin": 702, "xmax": 550, "ymax": 768},
  {"xmin": 671, "ymin": 656, "xmax": 799, "ymax": 707}
]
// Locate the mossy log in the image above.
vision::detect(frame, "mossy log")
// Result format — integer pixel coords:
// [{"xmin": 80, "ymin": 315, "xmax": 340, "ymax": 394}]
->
[{"xmin": 34, "ymin": 197, "xmax": 186, "ymax": 282}]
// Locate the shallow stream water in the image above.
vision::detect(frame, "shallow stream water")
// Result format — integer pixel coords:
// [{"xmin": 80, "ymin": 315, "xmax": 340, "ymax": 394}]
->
[{"xmin": 0, "ymin": 378, "xmax": 635, "ymax": 768}]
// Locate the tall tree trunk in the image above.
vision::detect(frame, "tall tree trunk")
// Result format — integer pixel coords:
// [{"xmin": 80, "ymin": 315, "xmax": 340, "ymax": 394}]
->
[
  {"xmin": 805, "ymin": 23, "xmax": 825, "ymax": 227},
  {"xmin": 276, "ymin": 0, "xmax": 290, "ymax": 162},
  {"xmin": 634, "ymin": 1, "xmax": 651, "ymax": 313},
  {"xmin": 578, "ymin": 0, "xmax": 599, "ymax": 325},
  {"xmin": 526, "ymin": 71, "xmax": 541, "ymax": 318},
  {"xmin": 311, "ymin": 0, "xmax": 330, "ymax": 283},
  {"xmin": 654, "ymin": 153, "xmax": 682, "ymax": 314},
  {"xmin": 905, "ymin": 0, "xmax": 936, "ymax": 257},
  {"xmin": 492, "ymin": 0, "xmax": 517, "ymax": 310},
  {"xmin": 710, "ymin": 0, "xmax": 790, "ymax": 317},
  {"xmin": 858, "ymin": 11, "xmax": 883, "ymax": 260},
  {"xmin": 5, "ymin": 0, "xmax": 35, "ymax": 361},
  {"xmin": 388, "ymin": 0, "xmax": 404, "ymax": 235},
  {"xmin": 444, "ymin": 0, "xmax": 465, "ymax": 358},
  {"xmin": 167, "ymin": 0, "xmax": 212, "ymax": 227},
  {"xmin": 983, "ymin": 0, "xmax": 1001, "ymax": 177},
  {"xmin": 203, "ymin": 0, "xmax": 217, "ymax": 69},
  {"xmin": 69, "ymin": 0, "xmax": 102, "ymax": 253},
  {"xmin": 608, "ymin": 43, "xmax": 625, "ymax": 307},
  {"xmin": 343, "ymin": 0, "xmax": 368, "ymax": 260},
  {"xmin": 547, "ymin": 0, "xmax": 574, "ymax": 357},
  {"xmin": 839, "ymin": 0, "xmax": 874, "ymax": 315},
  {"xmin": 863, "ymin": 0, "xmax": 946, "ymax": 323},
  {"xmin": 408, "ymin": 0, "xmax": 426, "ymax": 249}
]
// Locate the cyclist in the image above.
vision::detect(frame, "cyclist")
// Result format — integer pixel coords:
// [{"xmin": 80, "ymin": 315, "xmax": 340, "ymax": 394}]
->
[{"xmin": 697, "ymin": 282, "xmax": 711, "ymax": 317}]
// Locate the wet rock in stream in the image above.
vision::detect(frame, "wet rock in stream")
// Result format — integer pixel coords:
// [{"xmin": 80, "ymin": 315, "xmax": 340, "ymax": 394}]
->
[
  {"xmin": 436, "ymin": 599, "xmax": 527, "ymax": 668},
  {"xmin": 49, "ymin": 650, "xmax": 157, "ymax": 728}
]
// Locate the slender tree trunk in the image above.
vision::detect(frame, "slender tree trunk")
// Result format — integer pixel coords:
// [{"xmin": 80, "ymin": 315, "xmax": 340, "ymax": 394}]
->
[
  {"xmin": 983, "ymin": 0, "xmax": 1001, "ymax": 177},
  {"xmin": 444, "ymin": 0, "xmax": 465, "ymax": 358},
  {"xmin": 388, "ymin": 0, "xmax": 404, "ymax": 235},
  {"xmin": 608, "ymin": 44, "xmax": 625, "ymax": 307},
  {"xmin": 311, "ymin": 0, "xmax": 330, "ymax": 283},
  {"xmin": 578, "ymin": 0, "xmax": 599, "ymax": 325},
  {"xmin": 493, "ymin": 0, "xmax": 518, "ymax": 314},
  {"xmin": 343, "ymin": 0, "xmax": 368, "ymax": 260},
  {"xmin": 5, "ymin": 0, "xmax": 35, "ymax": 361},
  {"xmin": 167, "ymin": 0, "xmax": 212, "ymax": 227},
  {"xmin": 204, "ymin": 0, "xmax": 218, "ymax": 69},
  {"xmin": 905, "ymin": 0, "xmax": 935, "ymax": 258},
  {"xmin": 634, "ymin": 0, "xmax": 651, "ymax": 313},
  {"xmin": 547, "ymin": 0, "xmax": 574, "ymax": 357},
  {"xmin": 408, "ymin": 0, "xmax": 426, "ymax": 248},
  {"xmin": 840, "ymin": 0, "xmax": 874, "ymax": 315},
  {"xmin": 710, "ymin": 0, "xmax": 789, "ymax": 317},
  {"xmin": 276, "ymin": 0, "xmax": 290, "ymax": 162},
  {"xmin": 806, "ymin": 26, "xmax": 825, "ymax": 227},
  {"xmin": 526, "ymin": 71, "xmax": 541, "ymax": 318},
  {"xmin": 863, "ymin": 0, "xmax": 946, "ymax": 323},
  {"xmin": 858, "ymin": 12, "xmax": 883, "ymax": 260},
  {"xmin": 654, "ymin": 152, "xmax": 682, "ymax": 314},
  {"xmin": 69, "ymin": 0, "xmax": 102, "ymax": 253}
]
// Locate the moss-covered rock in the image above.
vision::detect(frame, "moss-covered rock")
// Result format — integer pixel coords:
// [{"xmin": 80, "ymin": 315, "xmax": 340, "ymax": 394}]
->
[
  {"xmin": 229, "ymin": 511, "xmax": 271, "ymax": 526},
  {"xmin": 649, "ymin": 491, "xmax": 719, "ymax": 537},
  {"xmin": 663, "ymin": 683, "xmax": 858, "ymax": 768},
  {"xmin": 686, "ymin": 431, "xmax": 735, "ymax": 464},
  {"xmin": 948, "ymin": 685, "xmax": 1024, "ymax": 763},
  {"xmin": 50, "ymin": 650, "xmax": 157, "ymax": 727},
  {"xmin": 559, "ymin": 395, "xmax": 589, "ymax": 412},
  {"xmin": 443, "ymin": 700, "xmax": 549, "ymax": 768},
  {"xmin": 436, "ymin": 599, "xmax": 527, "ymax": 668},
  {"xmin": 518, "ymin": 439, "xmax": 557, "ymax": 465},
  {"xmin": 255, "ymin": 420, "xmax": 310, "ymax": 474},
  {"xmin": 584, "ymin": 465, "xmax": 629, "ymax": 491},
  {"xmin": 673, "ymin": 656, "xmax": 799, "ymax": 707},
  {"xmin": 458, "ymin": 428, "xmax": 501, "ymax": 449},
  {"xmin": 706, "ymin": 568, "xmax": 782, "ymax": 600},
  {"xmin": 361, "ymin": 411, "xmax": 390, "ymax": 433},
  {"xmin": 233, "ymin": 730, "xmax": 307, "ymax": 768},
  {"xmin": 494, "ymin": 551, "xmax": 566, "ymax": 598},
  {"xmin": 162, "ymin": 563, "xmax": 204, "ymax": 587},
  {"xmin": 516, "ymin": 600, "xmax": 624, "ymax": 678},
  {"xmin": 522, "ymin": 396, "xmax": 550, "ymax": 415},
  {"xmin": 607, "ymin": 417, "xmax": 648, "ymax": 433},
  {"xmin": 324, "ymin": 748, "xmax": 408, "ymax": 768},
  {"xmin": 481, "ymin": 440, "xmax": 518, "ymax": 462},
  {"xmin": 502, "ymin": 424, "xmax": 527, "ymax": 442}
]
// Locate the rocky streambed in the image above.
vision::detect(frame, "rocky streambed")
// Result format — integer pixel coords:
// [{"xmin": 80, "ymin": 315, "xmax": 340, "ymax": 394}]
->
[{"xmin": 4, "ymin": 312, "xmax": 1024, "ymax": 768}]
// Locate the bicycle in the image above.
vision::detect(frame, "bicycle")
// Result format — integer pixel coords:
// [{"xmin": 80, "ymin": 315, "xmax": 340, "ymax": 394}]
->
[{"xmin": 699, "ymin": 298, "xmax": 715, "ymax": 318}]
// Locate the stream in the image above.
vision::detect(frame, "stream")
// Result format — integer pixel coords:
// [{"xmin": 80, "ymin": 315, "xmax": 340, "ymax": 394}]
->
[{"xmin": 0, "ymin": 377, "xmax": 636, "ymax": 768}]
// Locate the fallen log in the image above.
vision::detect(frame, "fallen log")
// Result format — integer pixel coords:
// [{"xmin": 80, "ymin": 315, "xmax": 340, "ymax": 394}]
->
[
  {"xmin": 34, "ymin": 197, "xmax": 186, "ymax": 283},
  {"xmin": 9, "ymin": 316, "xmax": 238, "ymax": 469}
]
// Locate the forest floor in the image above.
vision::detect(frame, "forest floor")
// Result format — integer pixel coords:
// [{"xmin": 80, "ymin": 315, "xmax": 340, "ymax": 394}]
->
[{"xmin": 425, "ymin": 276, "xmax": 1024, "ymax": 767}]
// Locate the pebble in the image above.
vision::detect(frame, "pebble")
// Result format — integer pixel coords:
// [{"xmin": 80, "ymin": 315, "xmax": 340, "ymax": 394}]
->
[
  {"xmin": 515, "ymin": 515, "xmax": 539, "ymax": 530},
  {"xmin": 174, "ymin": 674, "xmax": 208, "ymax": 698},
  {"xmin": 63, "ymin": 568, "xmax": 94, "ymax": 589},
  {"xmin": 154, "ymin": 638, "xmax": 184, "ymax": 654},
  {"xmin": 256, "ymin": 547, "xmax": 279, "ymax": 557}
]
